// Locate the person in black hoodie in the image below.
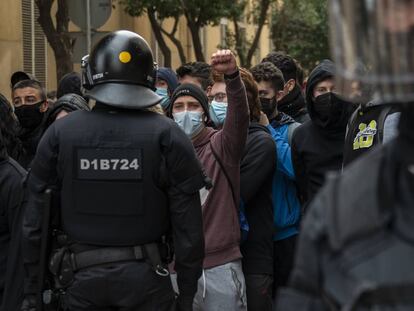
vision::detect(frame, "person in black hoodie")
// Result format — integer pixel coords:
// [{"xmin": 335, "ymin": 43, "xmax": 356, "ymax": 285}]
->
[
  {"xmin": 12, "ymin": 79, "xmax": 49, "ymax": 169},
  {"xmin": 0, "ymin": 126, "xmax": 26, "ymax": 311},
  {"xmin": 239, "ymin": 68, "xmax": 277, "ymax": 311},
  {"xmin": 291, "ymin": 60, "xmax": 356, "ymax": 206},
  {"xmin": 262, "ymin": 52, "xmax": 310, "ymax": 124}
]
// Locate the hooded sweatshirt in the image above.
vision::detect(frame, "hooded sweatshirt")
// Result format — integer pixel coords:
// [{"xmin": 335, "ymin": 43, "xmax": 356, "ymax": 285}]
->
[
  {"xmin": 291, "ymin": 60, "xmax": 355, "ymax": 205},
  {"xmin": 191, "ymin": 73, "xmax": 249, "ymax": 268}
]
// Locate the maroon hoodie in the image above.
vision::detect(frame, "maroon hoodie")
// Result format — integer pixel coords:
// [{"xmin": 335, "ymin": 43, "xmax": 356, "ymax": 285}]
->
[{"xmin": 192, "ymin": 73, "xmax": 249, "ymax": 268}]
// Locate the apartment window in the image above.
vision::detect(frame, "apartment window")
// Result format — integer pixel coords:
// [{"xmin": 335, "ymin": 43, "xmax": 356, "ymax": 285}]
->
[{"xmin": 22, "ymin": 0, "xmax": 47, "ymax": 87}]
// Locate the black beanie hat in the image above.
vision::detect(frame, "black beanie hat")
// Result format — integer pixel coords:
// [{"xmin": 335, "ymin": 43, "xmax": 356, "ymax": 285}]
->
[
  {"xmin": 57, "ymin": 72, "xmax": 83, "ymax": 98},
  {"xmin": 168, "ymin": 83, "xmax": 210, "ymax": 121},
  {"xmin": 44, "ymin": 93, "xmax": 90, "ymax": 129},
  {"xmin": 157, "ymin": 67, "xmax": 179, "ymax": 94}
]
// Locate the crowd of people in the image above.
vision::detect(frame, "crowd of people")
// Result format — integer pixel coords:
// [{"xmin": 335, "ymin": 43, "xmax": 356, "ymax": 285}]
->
[{"xmin": 0, "ymin": 2, "xmax": 412, "ymax": 308}]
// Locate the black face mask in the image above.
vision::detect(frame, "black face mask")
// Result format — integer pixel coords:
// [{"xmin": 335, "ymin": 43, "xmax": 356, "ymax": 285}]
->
[
  {"xmin": 313, "ymin": 93, "xmax": 333, "ymax": 121},
  {"xmin": 260, "ymin": 97, "xmax": 277, "ymax": 118},
  {"xmin": 14, "ymin": 100, "xmax": 44, "ymax": 130},
  {"xmin": 313, "ymin": 92, "xmax": 352, "ymax": 129}
]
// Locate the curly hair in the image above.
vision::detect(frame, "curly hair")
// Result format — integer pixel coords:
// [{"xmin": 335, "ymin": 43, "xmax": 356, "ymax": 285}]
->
[
  {"xmin": 176, "ymin": 62, "xmax": 213, "ymax": 91},
  {"xmin": 262, "ymin": 51, "xmax": 298, "ymax": 82},
  {"xmin": 250, "ymin": 62, "xmax": 285, "ymax": 93},
  {"xmin": 0, "ymin": 93, "xmax": 24, "ymax": 160}
]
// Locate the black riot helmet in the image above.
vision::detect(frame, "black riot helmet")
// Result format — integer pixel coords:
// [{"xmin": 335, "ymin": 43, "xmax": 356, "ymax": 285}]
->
[{"xmin": 82, "ymin": 30, "xmax": 161, "ymax": 109}]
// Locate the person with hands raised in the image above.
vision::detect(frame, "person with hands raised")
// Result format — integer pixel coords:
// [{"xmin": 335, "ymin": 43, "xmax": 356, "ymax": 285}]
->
[{"xmin": 168, "ymin": 49, "xmax": 249, "ymax": 311}]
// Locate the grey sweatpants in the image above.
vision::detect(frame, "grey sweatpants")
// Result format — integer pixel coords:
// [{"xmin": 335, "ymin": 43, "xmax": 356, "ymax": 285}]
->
[{"xmin": 171, "ymin": 260, "xmax": 247, "ymax": 311}]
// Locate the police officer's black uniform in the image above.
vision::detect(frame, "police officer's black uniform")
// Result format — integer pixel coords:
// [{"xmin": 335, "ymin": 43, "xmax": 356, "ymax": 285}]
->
[
  {"xmin": 22, "ymin": 31, "xmax": 205, "ymax": 311},
  {"xmin": 0, "ymin": 131, "xmax": 26, "ymax": 311}
]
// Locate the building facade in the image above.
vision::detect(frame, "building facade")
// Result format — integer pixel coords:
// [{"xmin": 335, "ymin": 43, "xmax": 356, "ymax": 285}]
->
[{"xmin": 0, "ymin": 0, "xmax": 272, "ymax": 98}]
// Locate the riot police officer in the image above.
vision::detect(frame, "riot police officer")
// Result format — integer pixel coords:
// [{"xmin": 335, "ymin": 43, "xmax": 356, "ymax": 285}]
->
[
  {"xmin": 22, "ymin": 30, "xmax": 205, "ymax": 311},
  {"xmin": 276, "ymin": 1, "xmax": 414, "ymax": 310}
]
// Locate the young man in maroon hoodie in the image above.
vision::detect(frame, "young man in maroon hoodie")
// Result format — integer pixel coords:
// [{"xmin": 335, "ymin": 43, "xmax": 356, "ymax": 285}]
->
[{"xmin": 168, "ymin": 50, "xmax": 249, "ymax": 310}]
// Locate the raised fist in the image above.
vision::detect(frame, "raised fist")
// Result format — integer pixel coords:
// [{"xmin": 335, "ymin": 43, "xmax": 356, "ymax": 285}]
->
[{"xmin": 210, "ymin": 49, "xmax": 238, "ymax": 76}]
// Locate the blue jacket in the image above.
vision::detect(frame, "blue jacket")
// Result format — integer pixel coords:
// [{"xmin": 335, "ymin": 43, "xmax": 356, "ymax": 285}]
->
[{"xmin": 267, "ymin": 113, "xmax": 301, "ymax": 241}]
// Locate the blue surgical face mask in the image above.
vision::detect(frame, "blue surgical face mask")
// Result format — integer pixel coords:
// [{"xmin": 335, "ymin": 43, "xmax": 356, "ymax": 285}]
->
[
  {"xmin": 209, "ymin": 100, "xmax": 228, "ymax": 127},
  {"xmin": 173, "ymin": 111, "xmax": 205, "ymax": 138},
  {"xmin": 155, "ymin": 87, "xmax": 170, "ymax": 109}
]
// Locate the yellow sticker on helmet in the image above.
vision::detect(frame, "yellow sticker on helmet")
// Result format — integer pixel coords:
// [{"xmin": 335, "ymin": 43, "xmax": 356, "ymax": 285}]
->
[{"xmin": 119, "ymin": 51, "xmax": 132, "ymax": 63}]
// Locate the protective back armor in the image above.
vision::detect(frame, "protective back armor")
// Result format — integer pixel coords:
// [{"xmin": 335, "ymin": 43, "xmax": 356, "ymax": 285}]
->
[
  {"xmin": 322, "ymin": 142, "xmax": 414, "ymax": 311},
  {"xmin": 56, "ymin": 109, "xmax": 174, "ymax": 246}
]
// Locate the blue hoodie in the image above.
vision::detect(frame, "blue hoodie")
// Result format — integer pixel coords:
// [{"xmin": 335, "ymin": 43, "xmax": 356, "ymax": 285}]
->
[{"xmin": 267, "ymin": 112, "xmax": 301, "ymax": 241}]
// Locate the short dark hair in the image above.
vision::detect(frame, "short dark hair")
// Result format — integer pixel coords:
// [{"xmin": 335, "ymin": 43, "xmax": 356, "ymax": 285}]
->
[
  {"xmin": 176, "ymin": 62, "xmax": 213, "ymax": 91},
  {"xmin": 262, "ymin": 52, "xmax": 298, "ymax": 82},
  {"xmin": 250, "ymin": 62, "xmax": 285, "ymax": 93},
  {"xmin": 12, "ymin": 79, "xmax": 46, "ymax": 101}
]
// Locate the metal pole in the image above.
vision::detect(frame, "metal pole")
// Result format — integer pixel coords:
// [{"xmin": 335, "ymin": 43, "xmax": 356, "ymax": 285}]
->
[
  {"xmin": 86, "ymin": 0, "xmax": 91, "ymax": 54},
  {"xmin": 154, "ymin": 11, "xmax": 159, "ymax": 64}
]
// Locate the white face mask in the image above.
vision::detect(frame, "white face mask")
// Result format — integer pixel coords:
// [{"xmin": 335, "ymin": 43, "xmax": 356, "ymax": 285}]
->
[{"xmin": 173, "ymin": 111, "xmax": 205, "ymax": 138}]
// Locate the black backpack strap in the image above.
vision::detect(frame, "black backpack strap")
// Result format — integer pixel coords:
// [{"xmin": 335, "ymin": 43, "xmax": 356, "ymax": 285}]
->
[
  {"xmin": 376, "ymin": 105, "xmax": 394, "ymax": 143},
  {"xmin": 209, "ymin": 142, "xmax": 237, "ymax": 208},
  {"xmin": 345, "ymin": 106, "xmax": 361, "ymax": 147},
  {"xmin": 287, "ymin": 122, "xmax": 301, "ymax": 145}
]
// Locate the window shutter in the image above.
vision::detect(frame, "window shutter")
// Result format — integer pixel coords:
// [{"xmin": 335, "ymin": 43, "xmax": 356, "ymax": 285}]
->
[
  {"xmin": 21, "ymin": 0, "xmax": 47, "ymax": 88},
  {"xmin": 220, "ymin": 18, "xmax": 228, "ymax": 49}
]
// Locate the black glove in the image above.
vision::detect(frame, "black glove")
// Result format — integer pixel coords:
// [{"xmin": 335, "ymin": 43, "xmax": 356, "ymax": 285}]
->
[
  {"xmin": 176, "ymin": 295, "xmax": 194, "ymax": 311},
  {"xmin": 21, "ymin": 295, "xmax": 37, "ymax": 311}
]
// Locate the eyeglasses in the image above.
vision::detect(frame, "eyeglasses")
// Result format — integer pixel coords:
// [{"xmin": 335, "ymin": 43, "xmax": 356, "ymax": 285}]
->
[{"xmin": 208, "ymin": 92, "xmax": 227, "ymax": 103}]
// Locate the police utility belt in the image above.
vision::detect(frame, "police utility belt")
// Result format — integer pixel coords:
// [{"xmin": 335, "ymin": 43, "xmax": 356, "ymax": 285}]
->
[
  {"xmin": 70, "ymin": 243, "xmax": 170, "ymax": 275},
  {"xmin": 49, "ymin": 236, "xmax": 171, "ymax": 288}
]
